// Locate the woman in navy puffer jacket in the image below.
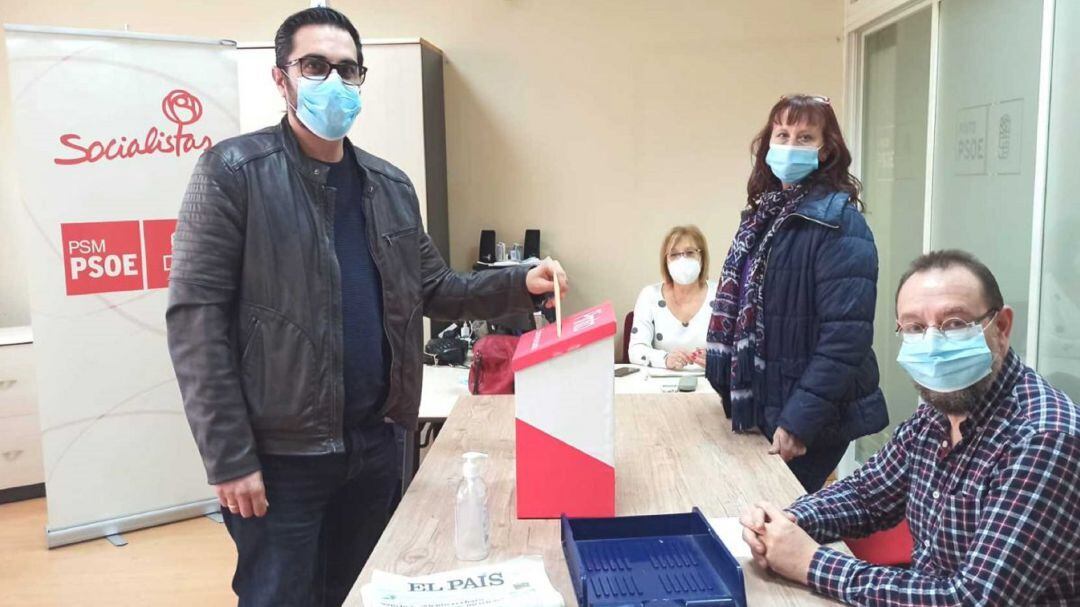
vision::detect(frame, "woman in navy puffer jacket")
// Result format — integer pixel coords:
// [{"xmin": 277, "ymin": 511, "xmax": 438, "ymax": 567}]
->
[{"xmin": 704, "ymin": 95, "xmax": 888, "ymax": 492}]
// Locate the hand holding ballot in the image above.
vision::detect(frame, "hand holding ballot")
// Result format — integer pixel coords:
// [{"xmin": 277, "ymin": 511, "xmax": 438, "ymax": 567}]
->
[{"xmin": 524, "ymin": 257, "xmax": 568, "ymax": 308}]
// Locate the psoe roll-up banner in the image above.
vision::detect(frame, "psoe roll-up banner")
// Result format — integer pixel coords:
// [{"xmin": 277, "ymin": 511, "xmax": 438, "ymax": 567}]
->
[{"xmin": 4, "ymin": 25, "xmax": 239, "ymax": 547}]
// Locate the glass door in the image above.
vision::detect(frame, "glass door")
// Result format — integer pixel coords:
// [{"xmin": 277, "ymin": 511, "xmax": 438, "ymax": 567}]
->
[
  {"xmin": 855, "ymin": 6, "xmax": 932, "ymax": 462},
  {"xmin": 928, "ymin": 0, "xmax": 1044, "ymax": 357}
]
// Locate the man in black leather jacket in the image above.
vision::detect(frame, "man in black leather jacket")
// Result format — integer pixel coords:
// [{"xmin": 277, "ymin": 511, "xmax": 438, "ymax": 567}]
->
[{"xmin": 166, "ymin": 8, "xmax": 566, "ymax": 606}]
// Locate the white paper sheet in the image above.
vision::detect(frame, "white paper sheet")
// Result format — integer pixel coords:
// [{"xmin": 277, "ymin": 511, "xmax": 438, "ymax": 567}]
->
[
  {"xmin": 643, "ymin": 366, "xmax": 706, "ymax": 378},
  {"xmin": 708, "ymin": 516, "xmax": 754, "ymax": 559}
]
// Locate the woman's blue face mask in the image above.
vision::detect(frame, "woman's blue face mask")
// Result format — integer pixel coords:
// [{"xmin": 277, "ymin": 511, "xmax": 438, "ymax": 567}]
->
[
  {"xmin": 766, "ymin": 118, "xmax": 824, "ymax": 184},
  {"xmin": 766, "ymin": 144, "xmax": 820, "ymax": 184}
]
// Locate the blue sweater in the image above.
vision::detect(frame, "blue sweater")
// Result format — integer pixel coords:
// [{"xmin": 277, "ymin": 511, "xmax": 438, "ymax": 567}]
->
[{"xmin": 328, "ymin": 146, "xmax": 389, "ymax": 435}]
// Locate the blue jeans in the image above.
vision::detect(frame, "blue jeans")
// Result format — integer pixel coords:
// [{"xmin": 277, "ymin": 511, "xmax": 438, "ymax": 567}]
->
[{"xmin": 222, "ymin": 423, "xmax": 403, "ymax": 607}]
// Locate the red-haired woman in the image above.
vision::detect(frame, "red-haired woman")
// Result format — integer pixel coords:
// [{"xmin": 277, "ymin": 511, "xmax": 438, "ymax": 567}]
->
[{"xmin": 704, "ymin": 95, "xmax": 888, "ymax": 492}]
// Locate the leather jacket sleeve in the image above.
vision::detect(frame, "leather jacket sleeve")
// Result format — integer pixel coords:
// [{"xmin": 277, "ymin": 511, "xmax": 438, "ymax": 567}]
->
[
  {"xmin": 166, "ymin": 150, "xmax": 260, "ymax": 485},
  {"xmin": 418, "ymin": 229, "xmax": 535, "ymax": 321}
]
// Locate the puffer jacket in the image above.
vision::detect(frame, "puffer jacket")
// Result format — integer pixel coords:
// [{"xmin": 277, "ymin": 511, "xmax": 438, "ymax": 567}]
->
[{"xmin": 709, "ymin": 188, "xmax": 889, "ymax": 447}]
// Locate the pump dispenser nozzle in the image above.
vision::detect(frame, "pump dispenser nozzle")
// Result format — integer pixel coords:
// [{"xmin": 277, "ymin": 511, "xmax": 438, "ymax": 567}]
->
[{"xmin": 462, "ymin": 452, "xmax": 488, "ymax": 478}]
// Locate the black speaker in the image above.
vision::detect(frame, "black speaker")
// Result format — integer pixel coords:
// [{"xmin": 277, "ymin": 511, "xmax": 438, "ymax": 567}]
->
[
  {"xmin": 479, "ymin": 230, "xmax": 496, "ymax": 263},
  {"xmin": 524, "ymin": 229, "xmax": 540, "ymax": 260}
]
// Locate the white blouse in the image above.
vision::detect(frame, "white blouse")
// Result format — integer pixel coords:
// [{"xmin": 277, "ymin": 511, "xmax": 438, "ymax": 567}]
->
[{"xmin": 627, "ymin": 281, "xmax": 717, "ymax": 368}]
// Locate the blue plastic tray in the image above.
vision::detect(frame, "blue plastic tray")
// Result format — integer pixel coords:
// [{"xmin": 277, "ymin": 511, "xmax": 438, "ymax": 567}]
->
[{"xmin": 561, "ymin": 508, "xmax": 746, "ymax": 607}]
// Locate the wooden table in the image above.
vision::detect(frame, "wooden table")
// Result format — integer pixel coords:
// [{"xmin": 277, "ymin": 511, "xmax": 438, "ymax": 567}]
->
[
  {"xmin": 415, "ymin": 364, "xmax": 714, "ymax": 424},
  {"xmin": 349, "ymin": 394, "xmax": 843, "ymax": 606},
  {"xmin": 404, "ymin": 364, "xmax": 713, "ymax": 490},
  {"xmin": 403, "ymin": 366, "xmax": 472, "ymax": 492},
  {"xmin": 418, "ymin": 365, "xmax": 471, "ymax": 422}
]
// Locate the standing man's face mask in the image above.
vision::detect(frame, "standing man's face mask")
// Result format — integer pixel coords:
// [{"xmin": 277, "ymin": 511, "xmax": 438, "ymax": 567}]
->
[
  {"xmin": 896, "ymin": 326, "xmax": 994, "ymax": 393},
  {"xmin": 766, "ymin": 144, "xmax": 820, "ymax": 184},
  {"xmin": 287, "ymin": 72, "xmax": 362, "ymax": 141},
  {"xmin": 668, "ymin": 257, "xmax": 702, "ymax": 286}
]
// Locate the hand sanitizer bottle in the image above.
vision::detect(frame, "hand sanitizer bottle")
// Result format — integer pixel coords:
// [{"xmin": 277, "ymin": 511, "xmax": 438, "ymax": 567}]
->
[{"xmin": 455, "ymin": 452, "xmax": 490, "ymax": 561}]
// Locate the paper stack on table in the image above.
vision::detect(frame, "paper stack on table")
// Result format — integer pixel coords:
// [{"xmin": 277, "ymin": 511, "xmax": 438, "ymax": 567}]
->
[
  {"xmin": 360, "ymin": 556, "xmax": 564, "ymax": 607},
  {"xmin": 643, "ymin": 365, "xmax": 706, "ymax": 378},
  {"xmin": 708, "ymin": 516, "xmax": 753, "ymax": 559},
  {"xmin": 707, "ymin": 516, "xmax": 846, "ymax": 560}
]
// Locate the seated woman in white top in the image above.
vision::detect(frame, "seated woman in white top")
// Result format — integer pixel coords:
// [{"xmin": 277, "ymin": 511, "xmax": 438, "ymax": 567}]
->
[{"xmin": 628, "ymin": 225, "xmax": 717, "ymax": 370}]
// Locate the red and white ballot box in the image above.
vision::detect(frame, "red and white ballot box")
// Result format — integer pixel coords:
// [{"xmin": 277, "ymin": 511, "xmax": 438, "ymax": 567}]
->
[{"xmin": 511, "ymin": 302, "xmax": 617, "ymax": 519}]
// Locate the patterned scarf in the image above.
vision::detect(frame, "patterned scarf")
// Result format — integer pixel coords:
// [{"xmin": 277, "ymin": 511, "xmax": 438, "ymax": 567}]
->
[{"xmin": 707, "ymin": 186, "xmax": 806, "ymax": 431}]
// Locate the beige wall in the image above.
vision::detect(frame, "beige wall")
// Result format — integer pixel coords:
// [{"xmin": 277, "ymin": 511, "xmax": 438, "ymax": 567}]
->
[{"xmin": 0, "ymin": 0, "xmax": 845, "ymax": 350}]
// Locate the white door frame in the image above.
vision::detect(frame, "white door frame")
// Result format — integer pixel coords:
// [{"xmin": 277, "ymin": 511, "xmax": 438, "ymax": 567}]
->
[
  {"xmin": 1026, "ymin": 0, "xmax": 1057, "ymax": 368},
  {"xmin": 838, "ymin": 0, "xmax": 937, "ymax": 478}
]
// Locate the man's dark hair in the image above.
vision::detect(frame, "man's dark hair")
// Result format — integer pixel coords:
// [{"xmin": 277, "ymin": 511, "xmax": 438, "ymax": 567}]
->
[
  {"xmin": 274, "ymin": 7, "xmax": 362, "ymax": 68},
  {"xmin": 895, "ymin": 249, "xmax": 1005, "ymax": 312}
]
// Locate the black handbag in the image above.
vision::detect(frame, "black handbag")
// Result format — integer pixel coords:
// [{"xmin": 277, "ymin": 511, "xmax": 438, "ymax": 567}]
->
[{"xmin": 424, "ymin": 337, "xmax": 468, "ymax": 366}]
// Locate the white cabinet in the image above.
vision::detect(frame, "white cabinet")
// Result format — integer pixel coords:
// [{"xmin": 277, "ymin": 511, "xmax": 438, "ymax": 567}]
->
[{"xmin": 0, "ymin": 327, "xmax": 44, "ymax": 493}]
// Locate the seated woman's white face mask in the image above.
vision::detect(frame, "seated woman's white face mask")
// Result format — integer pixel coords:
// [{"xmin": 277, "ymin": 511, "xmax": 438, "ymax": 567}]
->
[{"xmin": 668, "ymin": 256, "xmax": 701, "ymax": 285}]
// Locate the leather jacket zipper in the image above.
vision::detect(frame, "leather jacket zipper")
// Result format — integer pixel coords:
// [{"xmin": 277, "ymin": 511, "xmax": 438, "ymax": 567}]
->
[
  {"xmin": 360, "ymin": 184, "xmax": 399, "ymax": 421},
  {"xmin": 382, "ymin": 227, "xmax": 415, "ymax": 247},
  {"xmin": 320, "ymin": 183, "xmax": 345, "ymax": 452},
  {"xmin": 240, "ymin": 316, "xmax": 260, "ymax": 360}
]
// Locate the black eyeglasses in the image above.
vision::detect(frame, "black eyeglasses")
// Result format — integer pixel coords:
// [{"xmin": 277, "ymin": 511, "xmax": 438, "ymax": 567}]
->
[{"xmin": 280, "ymin": 56, "xmax": 367, "ymax": 87}]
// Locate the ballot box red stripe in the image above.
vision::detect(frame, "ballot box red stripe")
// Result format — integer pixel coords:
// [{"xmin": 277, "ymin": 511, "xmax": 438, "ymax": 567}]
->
[{"xmin": 515, "ymin": 418, "xmax": 616, "ymax": 519}]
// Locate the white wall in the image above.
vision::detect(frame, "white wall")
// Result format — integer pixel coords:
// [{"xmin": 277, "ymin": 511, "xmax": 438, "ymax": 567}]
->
[{"xmin": 1, "ymin": 0, "xmax": 847, "ymax": 352}]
